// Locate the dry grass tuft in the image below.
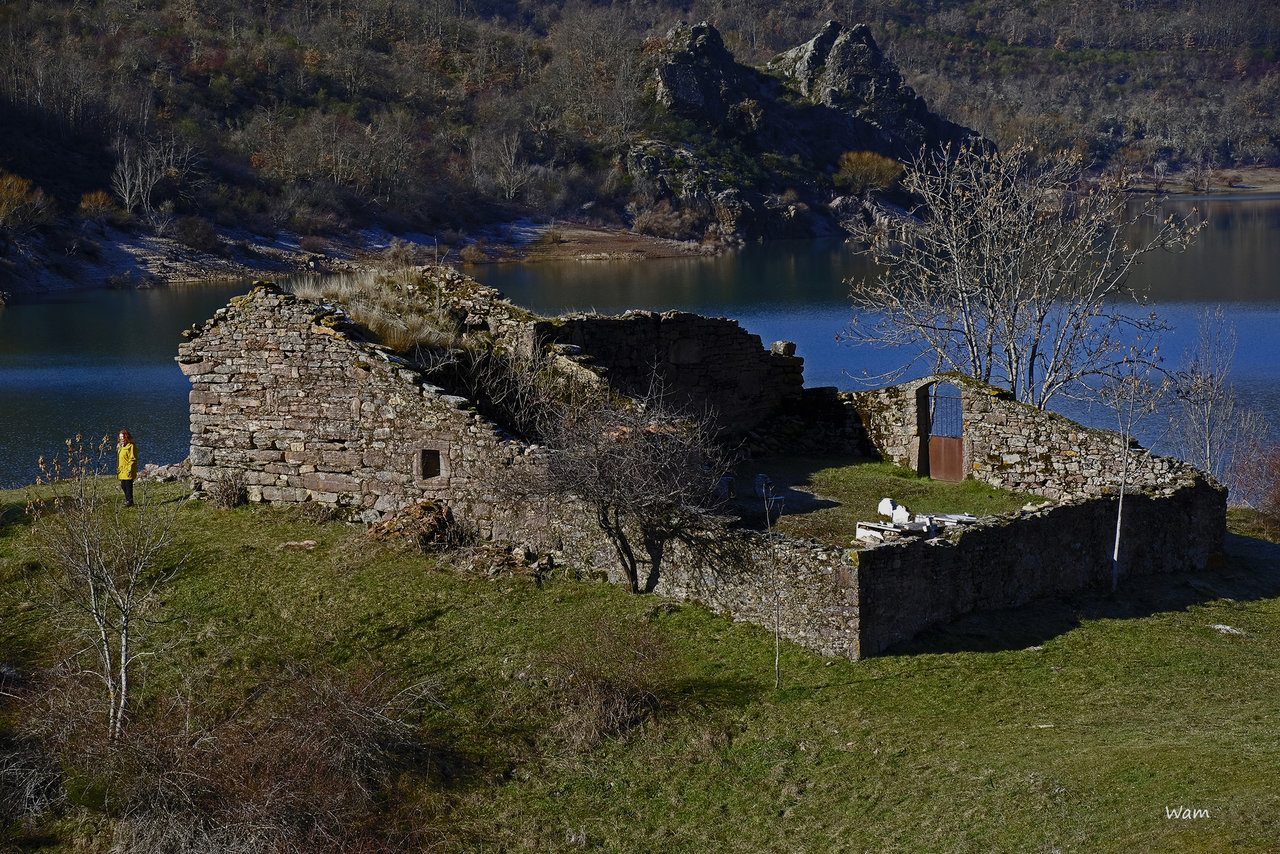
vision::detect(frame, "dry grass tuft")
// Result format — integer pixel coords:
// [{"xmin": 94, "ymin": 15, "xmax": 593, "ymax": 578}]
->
[
  {"xmin": 205, "ymin": 469, "xmax": 246, "ymax": 509},
  {"xmin": 542, "ymin": 616, "xmax": 673, "ymax": 752}
]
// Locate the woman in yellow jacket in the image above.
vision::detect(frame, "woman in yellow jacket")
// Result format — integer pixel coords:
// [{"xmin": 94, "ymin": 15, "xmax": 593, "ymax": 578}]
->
[{"xmin": 117, "ymin": 429, "xmax": 137, "ymax": 507}]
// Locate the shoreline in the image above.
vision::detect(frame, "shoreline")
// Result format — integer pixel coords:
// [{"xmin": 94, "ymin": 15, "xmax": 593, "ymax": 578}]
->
[
  {"xmin": 4, "ymin": 165, "xmax": 1278, "ymax": 300},
  {"xmin": 1125, "ymin": 165, "xmax": 1280, "ymax": 196},
  {"xmin": 0, "ymin": 219, "xmax": 716, "ymax": 302}
]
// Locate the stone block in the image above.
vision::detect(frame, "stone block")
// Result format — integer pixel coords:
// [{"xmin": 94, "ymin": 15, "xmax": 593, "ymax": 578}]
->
[{"xmin": 301, "ymin": 472, "xmax": 361, "ymax": 493}]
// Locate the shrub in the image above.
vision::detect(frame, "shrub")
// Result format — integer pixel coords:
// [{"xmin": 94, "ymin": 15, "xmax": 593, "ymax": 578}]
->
[
  {"xmin": 298, "ymin": 234, "xmax": 328, "ymax": 254},
  {"xmin": 173, "ymin": 216, "xmax": 223, "ymax": 253},
  {"xmin": 834, "ymin": 151, "xmax": 904, "ymax": 196},
  {"xmin": 632, "ymin": 199, "xmax": 711, "ymax": 240},
  {"xmin": 379, "ymin": 237, "xmax": 426, "ymax": 267},
  {"xmin": 458, "ymin": 241, "xmax": 491, "ymax": 264},
  {"xmin": 0, "ymin": 170, "xmax": 54, "ymax": 252},
  {"xmin": 1238, "ymin": 445, "xmax": 1280, "ymax": 535},
  {"xmin": 21, "ymin": 664, "xmax": 442, "ymax": 854},
  {"xmin": 76, "ymin": 190, "xmax": 128, "ymax": 234},
  {"xmin": 206, "ymin": 469, "xmax": 246, "ymax": 509}
]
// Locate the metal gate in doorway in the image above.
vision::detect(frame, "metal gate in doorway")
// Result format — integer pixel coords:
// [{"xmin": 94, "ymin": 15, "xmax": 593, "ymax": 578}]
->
[{"xmin": 924, "ymin": 383, "xmax": 964, "ymax": 482}]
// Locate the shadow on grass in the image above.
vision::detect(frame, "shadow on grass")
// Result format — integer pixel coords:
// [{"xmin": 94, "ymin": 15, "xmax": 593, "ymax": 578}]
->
[
  {"xmin": 0, "ymin": 496, "xmax": 30, "ymax": 536},
  {"xmin": 670, "ymin": 676, "xmax": 771, "ymax": 710},
  {"xmin": 887, "ymin": 532, "xmax": 1280, "ymax": 656},
  {"xmin": 725, "ymin": 454, "xmax": 869, "ymax": 531}
]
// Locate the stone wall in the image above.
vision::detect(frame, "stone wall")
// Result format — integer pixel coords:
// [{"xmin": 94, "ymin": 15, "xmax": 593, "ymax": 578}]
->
[
  {"xmin": 656, "ymin": 534, "xmax": 864, "ymax": 658},
  {"xmin": 532, "ymin": 311, "xmax": 804, "ymax": 434},
  {"xmin": 178, "ymin": 285, "xmax": 1227, "ymax": 662},
  {"xmin": 846, "ymin": 372, "xmax": 1203, "ymax": 501},
  {"xmin": 541, "ymin": 513, "xmax": 864, "ymax": 658},
  {"xmin": 851, "ymin": 477, "xmax": 1225, "ymax": 656},
  {"xmin": 548, "ymin": 473, "xmax": 1223, "ymax": 661},
  {"xmin": 176, "ymin": 285, "xmax": 544, "ymax": 538}
]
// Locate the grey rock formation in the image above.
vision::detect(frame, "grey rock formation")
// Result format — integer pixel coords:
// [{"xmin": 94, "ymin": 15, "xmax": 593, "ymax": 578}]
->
[
  {"xmin": 628, "ymin": 20, "xmax": 983, "ymax": 241},
  {"xmin": 770, "ymin": 20, "xmax": 979, "ymax": 159},
  {"xmin": 653, "ymin": 22, "xmax": 761, "ymax": 128}
]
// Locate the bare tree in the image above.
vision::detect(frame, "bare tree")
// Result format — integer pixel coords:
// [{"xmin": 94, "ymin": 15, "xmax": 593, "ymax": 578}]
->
[
  {"xmin": 470, "ymin": 132, "xmax": 536, "ymax": 201},
  {"xmin": 111, "ymin": 135, "xmax": 200, "ymax": 223},
  {"xmin": 1168, "ymin": 306, "xmax": 1272, "ymax": 500},
  {"xmin": 540, "ymin": 385, "xmax": 736, "ymax": 594},
  {"xmin": 846, "ymin": 140, "xmax": 1201, "ymax": 409},
  {"xmin": 1097, "ymin": 365, "xmax": 1166, "ymax": 591},
  {"xmin": 26, "ymin": 435, "xmax": 180, "ymax": 742}
]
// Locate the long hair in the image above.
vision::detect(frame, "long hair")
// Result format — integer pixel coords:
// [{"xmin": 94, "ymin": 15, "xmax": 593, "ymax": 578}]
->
[{"xmin": 118, "ymin": 429, "xmax": 135, "ymax": 445}]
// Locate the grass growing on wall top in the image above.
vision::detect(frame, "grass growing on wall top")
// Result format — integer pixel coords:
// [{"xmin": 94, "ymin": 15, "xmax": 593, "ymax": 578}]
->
[{"xmin": 2, "ymin": 481, "xmax": 1278, "ymax": 852}]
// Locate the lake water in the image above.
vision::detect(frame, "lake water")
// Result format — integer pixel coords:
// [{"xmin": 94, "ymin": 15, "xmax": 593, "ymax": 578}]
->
[
  {"xmin": 1, "ymin": 195, "xmax": 1277, "ymax": 488},
  {"xmin": 0, "ymin": 283, "xmax": 255, "ymax": 488}
]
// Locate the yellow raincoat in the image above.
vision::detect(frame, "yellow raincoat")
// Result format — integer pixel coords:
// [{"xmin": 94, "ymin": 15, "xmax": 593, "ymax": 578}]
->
[{"xmin": 117, "ymin": 441, "xmax": 137, "ymax": 481}]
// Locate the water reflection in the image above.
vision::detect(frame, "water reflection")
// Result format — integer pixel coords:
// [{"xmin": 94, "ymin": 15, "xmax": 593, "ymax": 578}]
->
[{"xmin": 1133, "ymin": 196, "xmax": 1280, "ymax": 303}]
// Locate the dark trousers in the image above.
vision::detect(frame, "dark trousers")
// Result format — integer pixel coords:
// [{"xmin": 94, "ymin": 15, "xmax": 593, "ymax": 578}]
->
[{"xmin": 120, "ymin": 478, "xmax": 134, "ymax": 505}]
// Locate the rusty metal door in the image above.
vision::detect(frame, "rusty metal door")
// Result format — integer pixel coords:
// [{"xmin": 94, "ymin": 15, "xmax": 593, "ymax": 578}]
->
[{"xmin": 926, "ymin": 385, "xmax": 964, "ymax": 482}]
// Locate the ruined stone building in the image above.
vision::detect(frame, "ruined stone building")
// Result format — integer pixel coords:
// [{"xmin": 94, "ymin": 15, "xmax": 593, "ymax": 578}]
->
[{"xmin": 178, "ymin": 274, "xmax": 1225, "ymax": 660}]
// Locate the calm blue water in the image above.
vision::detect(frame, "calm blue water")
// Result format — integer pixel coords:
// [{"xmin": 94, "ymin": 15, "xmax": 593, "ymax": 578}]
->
[
  {"xmin": 479, "ymin": 239, "xmax": 867, "ymax": 390},
  {"xmin": 1, "ymin": 196, "xmax": 1277, "ymax": 488},
  {"xmin": 0, "ymin": 283, "xmax": 254, "ymax": 488}
]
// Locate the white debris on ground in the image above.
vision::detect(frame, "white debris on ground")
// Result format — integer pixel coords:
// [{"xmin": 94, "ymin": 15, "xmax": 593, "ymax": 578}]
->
[{"xmin": 854, "ymin": 498, "xmax": 980, "ymax": 544}]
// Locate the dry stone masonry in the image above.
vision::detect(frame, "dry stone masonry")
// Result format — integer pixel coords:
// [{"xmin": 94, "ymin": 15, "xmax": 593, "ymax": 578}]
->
[
  {"xmin": 177, "ymin": 285, "xmax": 543, "ymax": 538},
  {"xmin": 178, "ymin": 276, "xmax": 1227, "ymax": 661},
  {"xmin": 531, "ymin": 311, "xmax": 804, "ymax": 434},
  {"xmin": 847, "ymin": 372, "xmax": 1200, "ymax": 501}
]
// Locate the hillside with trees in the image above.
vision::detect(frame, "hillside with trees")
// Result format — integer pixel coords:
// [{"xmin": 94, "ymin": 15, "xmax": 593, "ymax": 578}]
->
[{"xmin": 1, "ymin": 0, "xmax": 1277, "ymax": 266}]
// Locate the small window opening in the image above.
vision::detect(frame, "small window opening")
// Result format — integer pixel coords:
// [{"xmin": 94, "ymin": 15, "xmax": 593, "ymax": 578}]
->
[{"xmin": 420, "ymin": 449, "xmax": 442, "ymax": 479}]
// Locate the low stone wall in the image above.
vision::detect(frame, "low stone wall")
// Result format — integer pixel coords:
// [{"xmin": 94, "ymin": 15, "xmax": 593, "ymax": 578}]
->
[
  {"xmin": 846, "ymin": 373, "xmax": 1203, "ymax": 501},
  {"xmin": 550, "ymin": 473, "xmax": 1224, "ymax": 660},
  {"xmin": 852, "ymin": 476, "xmax": 1225, "ymax": 656},
  {"xmin": 655, "ymin": 534, "xmax": 863, "ymax": 659},
  {"xmin": 532, "ymin": 311, "xmax": 804, "ymax": 434},
  {"xmin": 546, "ymin": 518, "xmax": 864, "ymax": 659}
]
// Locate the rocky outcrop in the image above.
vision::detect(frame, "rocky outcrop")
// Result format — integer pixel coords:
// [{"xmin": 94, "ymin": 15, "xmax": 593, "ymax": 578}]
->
[
  {"xmin": 653, "ymin": 23, "xmax": 765, "ymax": 130},
  {"xmin": 770, "ymin": 21, "xmax": 979, "ymax": 160},
  {"xmin": 627, "ymin": 21, "xmax": 983, "ymax": 241}
]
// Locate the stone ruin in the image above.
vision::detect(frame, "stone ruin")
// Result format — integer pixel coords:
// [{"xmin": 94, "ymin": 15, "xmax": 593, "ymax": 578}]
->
[{"xmin": 177, "ymin": 272, "xmax": 1226, "ymax": 659}]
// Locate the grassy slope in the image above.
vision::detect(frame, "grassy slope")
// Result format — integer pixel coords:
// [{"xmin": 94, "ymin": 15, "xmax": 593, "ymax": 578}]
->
[{"xmin": 2, "ymin": 480, "xmax": 1278, "ymax": 852}]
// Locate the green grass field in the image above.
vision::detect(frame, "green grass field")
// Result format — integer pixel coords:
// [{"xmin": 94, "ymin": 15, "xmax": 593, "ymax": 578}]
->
[
  {"xmin": 2, "ymin": 477, "xmax": 1278, "ymax": 852},
  {"xmin": 735, "ymin": 456, "xmax": 1041, "ymax": 544}
]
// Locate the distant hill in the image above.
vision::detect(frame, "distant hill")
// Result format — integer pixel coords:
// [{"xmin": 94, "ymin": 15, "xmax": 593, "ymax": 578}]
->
[{"xmin": 0, "ymin": 0, "xmax": 1275, "ymax": 249}]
